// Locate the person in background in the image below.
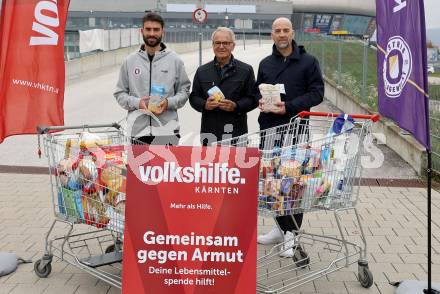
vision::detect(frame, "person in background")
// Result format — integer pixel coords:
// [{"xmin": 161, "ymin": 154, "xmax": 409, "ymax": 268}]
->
[{"xmin": 114, "ymin": 12, "xmax": 190, "ymax": 145}]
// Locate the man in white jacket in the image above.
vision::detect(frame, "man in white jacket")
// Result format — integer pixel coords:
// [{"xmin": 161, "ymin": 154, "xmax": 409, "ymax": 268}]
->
[{"xmin": 114, "ymin": 12, "xmax": 190, "ymax": 145}]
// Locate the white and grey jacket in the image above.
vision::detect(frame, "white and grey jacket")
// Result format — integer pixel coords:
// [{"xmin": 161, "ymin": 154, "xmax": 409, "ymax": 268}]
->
[{"xmin": 114, "ymin": 43, "xmax": 190, "ymax": 137}]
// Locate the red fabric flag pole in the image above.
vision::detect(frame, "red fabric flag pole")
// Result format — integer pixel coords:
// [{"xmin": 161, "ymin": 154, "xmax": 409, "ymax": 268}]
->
[{"xmin": 0, "ymin": 0, "xmax": 70, "ymax": 143}]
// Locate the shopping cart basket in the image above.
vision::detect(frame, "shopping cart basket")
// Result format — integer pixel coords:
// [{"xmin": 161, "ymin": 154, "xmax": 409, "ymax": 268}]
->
[
  {"xmin": 215, "ymin": 111, "xmax": 379, "ymax": 293},
  {"xmin": 34, "ymin": 123, "xmax": 132, "ymax": 288}
]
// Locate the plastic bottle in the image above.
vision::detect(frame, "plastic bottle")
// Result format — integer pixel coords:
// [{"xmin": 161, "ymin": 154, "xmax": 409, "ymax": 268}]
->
[{"xmin": 336, "ymin": 179, "xmax": 343, "ymax": 197}]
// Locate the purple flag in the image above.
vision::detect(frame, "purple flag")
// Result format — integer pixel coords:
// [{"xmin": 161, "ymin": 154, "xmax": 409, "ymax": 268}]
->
[{"xmin": 376, "ymin": 0, "xmax": 431, "ymax": 149}]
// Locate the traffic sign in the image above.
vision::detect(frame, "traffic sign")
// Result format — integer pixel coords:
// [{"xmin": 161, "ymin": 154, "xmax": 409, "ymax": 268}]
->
[{"xmin": 192, "ymin": 8, "xmax": 208, "ymax": 24}]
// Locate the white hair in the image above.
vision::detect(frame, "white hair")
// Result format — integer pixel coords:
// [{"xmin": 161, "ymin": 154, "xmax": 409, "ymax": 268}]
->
[{"xmin": 211, "ymin": 27, "xmax": 236, "ymax": 42}]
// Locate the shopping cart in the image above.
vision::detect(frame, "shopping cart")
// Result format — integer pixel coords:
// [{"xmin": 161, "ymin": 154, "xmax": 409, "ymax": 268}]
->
[
  {"xmin": 34, "ymin": 123, "xmax": 132, "ymax": 288},
  {"xmin": 215, "ymin": 111, "xmax": 379, "ymax": 293}
]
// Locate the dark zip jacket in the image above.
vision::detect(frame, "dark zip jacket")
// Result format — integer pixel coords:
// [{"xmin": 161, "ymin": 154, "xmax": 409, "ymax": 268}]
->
[
  {"xmin": 189, "ymin": 56, "xmax": 257, "ymax": 142},
  {"xmin": 256, "ymin": 40, "xmax": 324, "ymax": 130}
]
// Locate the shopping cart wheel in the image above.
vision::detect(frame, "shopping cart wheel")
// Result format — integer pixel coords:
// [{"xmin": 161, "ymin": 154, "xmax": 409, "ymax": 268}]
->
[
  {"xmin": 34, "ymin": 259, "xmax": 52, "ymax": 278},
  {"xmin": 293, "ymin": 245, "xmax": 310, "ymax": 268},
  {"xmin": 358, "ymin": 264, "xmax": 373, "ymax": 288}
]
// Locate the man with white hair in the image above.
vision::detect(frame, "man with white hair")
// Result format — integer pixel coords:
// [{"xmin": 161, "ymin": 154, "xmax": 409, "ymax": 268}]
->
[
  {"xmin": 189, "ymin": 27, "xmax": 257, "ymax": 145},
  {"xmin": 256, "ymin": 18, "xmax": 324, "ymax": 258}
]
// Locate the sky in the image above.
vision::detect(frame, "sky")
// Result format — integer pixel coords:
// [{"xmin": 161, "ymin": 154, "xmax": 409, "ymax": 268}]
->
[{"xmin": 424, "ymin": 0, "xmax": 440, "ymax": 29}]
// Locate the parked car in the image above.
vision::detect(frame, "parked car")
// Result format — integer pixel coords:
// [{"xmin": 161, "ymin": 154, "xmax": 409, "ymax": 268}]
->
[{"xmin": 428, "ymin": 64, "xmax": 435, "ymax": 74}]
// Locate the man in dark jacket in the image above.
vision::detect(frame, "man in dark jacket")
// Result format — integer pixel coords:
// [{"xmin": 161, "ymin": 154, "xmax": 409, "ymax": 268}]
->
[
  {"xmin": 256, "ymin": 18, "xmax": 324, "ymax": 258},
  {"xmin": 189, "ymin": 27, "xmax": 256, "ymax": 145}
]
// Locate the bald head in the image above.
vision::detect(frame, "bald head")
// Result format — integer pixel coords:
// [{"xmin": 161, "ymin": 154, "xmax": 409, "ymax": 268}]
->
[
  {"xmin": 272, "ymin": 17, "xmax": 293, "ymax": 30},
  {"xmin": 271, "ymin": 17, "xmax": 295, "ymax": 53}
]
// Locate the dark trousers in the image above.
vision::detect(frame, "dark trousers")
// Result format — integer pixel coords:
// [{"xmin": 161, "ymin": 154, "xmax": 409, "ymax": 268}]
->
[
  {"xmin": 132, "ymin": 134, "xmax": 180, "ymax": 146},
  {"xmin": 276, "ymin": 214, "xmax": 303, "ymax": 233}
]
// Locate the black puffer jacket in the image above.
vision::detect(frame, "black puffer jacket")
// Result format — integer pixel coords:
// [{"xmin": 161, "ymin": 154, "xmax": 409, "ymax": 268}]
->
[
  {"xmin": 256, "ymin": 41, "xmax": 324, "ymax": 130},
  {"xmin": 190, "ymin": 57, "xmax": 257, "ymax": 142}
]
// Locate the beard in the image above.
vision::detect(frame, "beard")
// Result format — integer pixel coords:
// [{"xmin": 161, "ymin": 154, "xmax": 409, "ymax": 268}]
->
[
  {"xmin": 143, "ymin": 35, "xmax": 162, "ymax": 48},
  {"xmin": 276, "ymin": 41, "xmax": 290, "ymax": 49}
]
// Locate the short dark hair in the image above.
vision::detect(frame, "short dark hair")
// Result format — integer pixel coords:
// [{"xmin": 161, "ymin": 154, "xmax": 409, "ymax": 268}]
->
[{"xmin": 142, "ymin": 12, "xmax": 164, "ymax": 28}]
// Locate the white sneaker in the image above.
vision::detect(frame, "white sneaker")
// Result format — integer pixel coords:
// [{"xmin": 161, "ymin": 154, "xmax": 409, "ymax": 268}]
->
[
  {"xmin": 257, "ymin": 226, "xmax": 283, "ymax": 245},
  {"xmin": 279, "ymin": 231, "xmax": 295, "ymax": 258}
]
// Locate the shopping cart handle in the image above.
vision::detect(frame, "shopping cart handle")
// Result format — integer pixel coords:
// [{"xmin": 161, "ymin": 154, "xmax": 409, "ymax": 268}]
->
[
  {"xmin": 36, "ymin": 123, "xmax": 122, "ymax": 134},
  {"xmin": 297, "ymin": 111, "xmax": 380, "ymax": 122}
]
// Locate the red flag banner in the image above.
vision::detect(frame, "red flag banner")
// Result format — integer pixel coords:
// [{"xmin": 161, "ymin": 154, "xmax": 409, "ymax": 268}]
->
[
  {"xmin": 122, "ymin": 145, "xmax": 260, "ymax": 293},
  {"xmin": 0, "ymin": 0, "xmax": 70, "ymax": 143}
]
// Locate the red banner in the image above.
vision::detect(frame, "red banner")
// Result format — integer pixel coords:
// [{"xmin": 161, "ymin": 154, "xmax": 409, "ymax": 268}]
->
[
  {"xmin": 122, "ymin": 146, "xmax": 260, "ymax": 293},
  {"xmin": 304, "ymin": 28, "xmax": 320, "ymax": 33},
  {"xmin": 0, "ymin": 0, "xmax": 70, "ymax": 143}
]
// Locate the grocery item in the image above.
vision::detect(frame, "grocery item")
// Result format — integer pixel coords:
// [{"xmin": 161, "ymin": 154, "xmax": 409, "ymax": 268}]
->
[
  {"xmin": 207, "ymin": 86, "xmax": 225, "ymax": 102},
  {"xmin": 302, "ymin": 148, "xmax": 321, "ymax": 175},
  {"xmin": 77, "ymin": 158, "xmax": 98, "ymax": 188},
  {"xmin": 82, "ymin": 190, "xmax": 109, "ymax": 228},
  {"xmin": 300, "ymin": 177, "xmax": 322, "ymax": 210},
  {"xmin": 271, "ymin": 196, "xmax": 284, "ymax": 214},
  {"xmin": 260, "ymin": 160, "xmax": 273, "ymax": 179},
  {"xmin": 281, "ymin": 147, "xmax": 296, "ymax": 162},
  {"xmin": 280, "ymin": 177, "xmax": 295, "ymax": 196},
  {"xmin": 271, "ymin": 179, "xmax": 282, "ymax": 197},
  {"xmin": 313, "ymin": 181, "xmax": 332, "ymax": 207},
  {"xmin": 57, "ymin": 158, "xmax": 75, "ymax": 187},
  {"xmin": 67, "ymin": 169, "xmax": 82, "ymax": 191},
  {"xmin": 55, "ymin": 144, "xmax": 128, "ymax": 230},
  {"xmin": 106, "ymin": 193, "xmax": 126, "ymax": 235},
  {"xmin": 263, "ymin": 179, "xmax": 273, "ymax": 196},
  {"xmin": 290, "ymin": 183, "xmax": 305, "ymax": 209},
  {"xmin": 258, "ymin": 83, "xmax": 282, "ymax": 112},
  {"xmin": 330, "ymin": 114, "xmax": 355, "ymax": 135},
  {"xmin": 279, "ymin": 160, "xmax": 302, "ymax": 177},
  {"xmin": 99, "ymin": 147, "xmax": 126, "ymax": 206},
  {"xmin": 58, "ymin": 188, "xmax": 83, "ymax": 219},
  {"xmin": 148, "ymin": 85, "xmax": 165, "ymax": 112}
]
